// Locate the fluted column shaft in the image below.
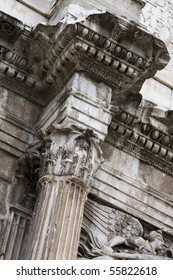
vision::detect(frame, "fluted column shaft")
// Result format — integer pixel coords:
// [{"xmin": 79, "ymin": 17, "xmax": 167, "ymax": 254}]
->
[
  {"xmin": 26, "ymin": 126, "xmax": 102, "ymax": 259},
  {"xmin": 28, "ymin": 175, "xmax": 87, "ymax": 259}
]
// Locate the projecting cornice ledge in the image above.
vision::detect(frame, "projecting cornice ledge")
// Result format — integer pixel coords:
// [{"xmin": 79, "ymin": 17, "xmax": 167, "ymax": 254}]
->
[
  {"xmin": 0, "ymin": 11, "xmax": 170, "ymax": 106},
  {"xmin": 107, "ymin": 105, "xmax": 173, "ymax": 176}
]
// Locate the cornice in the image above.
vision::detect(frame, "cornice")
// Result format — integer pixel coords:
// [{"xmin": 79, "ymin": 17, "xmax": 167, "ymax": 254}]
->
[
  {"xmin": 42, "ymin": 14, "xmax": 170, "ymax": 95},
  {"xmin": 0, "ymin": 11, "xmax": 25, "ymax": 43},
  {"xmin": 0, "ymin": 12, "xmax": 44, "ymax": 105},
  {"xmin": 107, "ymin": 107, "xmax": 173, "ymax": 176},
  {"xmin": 0, "ymin": 11, "xmax": 170, "ymax": 106}
]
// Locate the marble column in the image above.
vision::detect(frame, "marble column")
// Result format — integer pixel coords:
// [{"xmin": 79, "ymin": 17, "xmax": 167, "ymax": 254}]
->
[
  {"xmin": 27, "ymin": 126, "xmax": 102, "ymax": 259},
  {"xmin": 29, "ymin": 176, "xmax": 87, "ymax": 259}
]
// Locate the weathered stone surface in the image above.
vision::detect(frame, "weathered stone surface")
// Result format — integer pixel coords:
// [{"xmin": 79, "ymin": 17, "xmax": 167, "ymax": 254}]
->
[
  {"xmin": 50, "ymin": 0, "xmax": 145, "ymax": 24},
  {"xmin": 140, "ymin": 78, "xmax": 172, "ymax": 110},
  {"xmin": 139, "ymin": 0, "xmax": 173, "ymax": 109},
  {"xmin": 37, "ymin": 73, "xmax": 113, "ymax": 140},
  {"xmin": 140, "ymin": 0, "xmax": 173, "ymax": 72},
  {"xmin": 0, "ymin": 0, "xmax": 46, "ymax": 26},
  {"xmin": 26, "ymin": 125, "xmax": 103, "ymax": 259},
  {"xmin": 79, "ymin": 198, "xmax": 172, "ymax": 259},
  {"xmin": 0, "ymin": 181, "xmax": 9, "ymax": 216},
  {"xmin": 1, "ymin": 89, "xmax": 41, "ymax": 125},
  {"xmin": 0, "ymin": 0, "xmax": 173, "ymax": 261},
  {"xmin": 90, "ymin": 141, "xmax": 173, "ymax": 233},
  {"xmin": 0, "ymin": 150, "xmax": 16, "ymax": 182},
  {"xmin": 139, "ymin": 163, "xmax": 173, "ymax": 198}
]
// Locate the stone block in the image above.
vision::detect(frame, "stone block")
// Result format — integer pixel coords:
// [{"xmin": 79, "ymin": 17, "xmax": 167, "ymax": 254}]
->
[
  {"xmin": 0, "ymin": 150, "xmax": 16, "ymax": 182},
  {"xmin": 0, "ymin": 87, "xmax": 8, "ymax": 109},
  {"xmin": 139, "ymin": 162, "xmax": 173, "ymax": 198},
  {"xmin": 4, "ymin": 90, "xmax": 40, "ymax": 125},
  {"xmin": 69, "ymin": 73, "xmax": 112, "ymax": 104},
  {"xmin": 104, "ymin": 147, "xmax": 139, "ymax": 180},
  {"xmin": 92, "ymin": 165, "xmax": 173, "ymax": 231},
  {"xmin": 0, "ymin": 0, "xmax": 46, "ymax": 26},
  {"xmin": 50, "ymin": 0, "xmax": 144, "ymax": 24},
  {"xmin": 140, "ymin": 78, "xmax": 172, "ymax": 109},
  {"xmin": 1, "ymin": 120, "xmax": 33, "ymax": 144}
]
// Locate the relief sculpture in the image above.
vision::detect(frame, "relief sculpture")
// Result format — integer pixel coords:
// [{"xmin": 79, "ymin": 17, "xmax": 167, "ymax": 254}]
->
[{"xmin": 79, "ymin": 199, "xmax": 173, "ymax": 259}]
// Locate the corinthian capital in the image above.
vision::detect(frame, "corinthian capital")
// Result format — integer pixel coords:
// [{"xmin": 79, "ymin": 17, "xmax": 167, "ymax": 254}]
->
[{"xmin": 37, "ymin": 125, "xmax": 103, "ymax": 187}]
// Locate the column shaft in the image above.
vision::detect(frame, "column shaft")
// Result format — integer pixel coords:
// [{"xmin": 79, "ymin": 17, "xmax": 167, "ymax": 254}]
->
[{"xmin": 28, "ymin": 176, "xmax": 86, "ymax": 259}]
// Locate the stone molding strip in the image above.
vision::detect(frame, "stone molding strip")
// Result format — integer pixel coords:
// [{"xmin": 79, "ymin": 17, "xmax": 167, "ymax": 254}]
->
[
  {"xmin": 108, "ymin": 107, "xmax": 173, "ymax": 175},
  {"xmin": 0, "ymin": 12, "xmax": 170, "ymax": 105},
  {"xmin": 42, "ymin": 16, "xmax": 169, "ymax": 96}
]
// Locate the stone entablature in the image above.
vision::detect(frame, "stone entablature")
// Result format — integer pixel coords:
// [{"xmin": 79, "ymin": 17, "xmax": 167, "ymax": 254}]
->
[
  {"xmin": 42, "ymin": 13, "xmax": 169, "ymax": 93},
  {"xmin": 0, "ymin": 1, "xmax": 146, "ymax": 26},
  {"xmin": 0, "ymin": 0, "xmax": 173, "ymax": 260},
  {"xmin": 0, "ymin": 10, "xmax": 170, "ymax": 106},
  {"xmin": 108, "ymin": 106, "xmax": 173, "ymax": 175},
  {"xmin": 140, "ymin": 0, "xmax": 173, "ymax": 71},
  {"xmin": 139, "ymin": 0, "xmax": 173, "ymax": 106}
]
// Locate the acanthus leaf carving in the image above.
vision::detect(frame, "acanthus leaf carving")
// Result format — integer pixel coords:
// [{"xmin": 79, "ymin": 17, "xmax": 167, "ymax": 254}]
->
[
  {"xmin": 13, "ymin": 148, "xmax": 40, "ymax": 211},
  {"xmin": 37, "ymin": 125, "xmax": 103, "ymax": 187}
]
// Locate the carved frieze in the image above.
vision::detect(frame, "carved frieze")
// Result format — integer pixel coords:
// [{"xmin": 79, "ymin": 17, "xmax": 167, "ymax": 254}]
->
[
  {"xmin": 0, "ymin": 43, "xmax": 44, "ymax": 103},
  {"xmin": 79, "ymin": 199, "xmax": 173, "ymax": 259},
  {"xmin": 107, "ymin": 106, "xmax": 173, "ymax": 175},
  {"xmin": 76, "ymin": 55, "xmax": 123, "ymax": 89},
  {"xmin": 0, "ymin": 74, "xmax": 42, "ymax": 104}
]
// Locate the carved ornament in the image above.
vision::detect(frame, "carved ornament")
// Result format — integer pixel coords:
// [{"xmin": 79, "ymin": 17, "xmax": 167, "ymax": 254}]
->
[
  {"xmin": 0, "ymin": 11, "xmax": 170, "ymax": 104},
  {"xmin": 42, "ymin": 13, "xmax": 169, "ymax": 97},
  {"xmin": 13, "ymin": 148, "xmax": 40, "ymax": 211},
  {"xmin": 79, "ymin": 199, "xmax": 173, "ymax": 260},
  {"xmin": 37, "ymin": 125, "xmax": 103, "ymax": 187},
  {"xmin": 107, "ymin": 106, "xmax": 173, "ymax": 175}
]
